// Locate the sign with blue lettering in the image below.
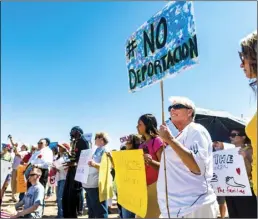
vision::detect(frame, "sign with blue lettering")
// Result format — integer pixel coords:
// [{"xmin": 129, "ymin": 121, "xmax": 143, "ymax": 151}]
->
[{"xmin": 125, "ymin": 1, "xmax": 198, "ymax": 92}]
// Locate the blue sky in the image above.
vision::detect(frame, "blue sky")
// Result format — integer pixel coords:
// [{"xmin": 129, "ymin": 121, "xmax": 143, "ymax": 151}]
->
[{"xmin": 1, "ymin": 1, "xmax": 257, "ymax": 149}]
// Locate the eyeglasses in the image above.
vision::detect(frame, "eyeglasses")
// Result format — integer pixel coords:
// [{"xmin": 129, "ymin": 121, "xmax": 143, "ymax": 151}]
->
[
  {"xmin": 168, "ymin": 104, "xmax": 192, "ymax": 112},
  {"xmin": 38, "ymin": 142, "xmax": 43, "ymax": 145},
  {"xmin": 230, "ymin": 133, "xmax": 242, "ymax": 138}
]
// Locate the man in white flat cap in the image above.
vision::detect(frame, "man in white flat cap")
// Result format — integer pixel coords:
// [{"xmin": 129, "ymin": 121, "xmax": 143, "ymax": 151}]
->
[{"xmin": 157, "ymin": 96, "xmax": 217, "ymax": 218}]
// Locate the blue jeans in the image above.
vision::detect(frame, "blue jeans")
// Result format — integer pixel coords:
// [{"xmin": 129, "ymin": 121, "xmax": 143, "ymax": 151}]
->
[
  {"xmin": 57, "ymin": 180, "xmax": 65, "ymax": 218},
  {"xmin": 122, "ymin": 207, "xmax": 135, "ymax": 218},
  {"xmin": 85, "ymin": 188, "xmax": 108, "ymax": 218},
  {"xmin": 19, "ymin": 193, "xmax": 25, "ymax": 202}
]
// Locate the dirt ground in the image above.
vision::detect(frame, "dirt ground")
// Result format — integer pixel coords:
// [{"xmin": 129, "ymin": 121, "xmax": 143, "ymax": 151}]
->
[
  {"xmin": 1, "ymin": 185, "xmax": 119, "ymax": 218},
  {"xmin": 1, "ymin": 185, "xmax": 227, "ymax": 218}
]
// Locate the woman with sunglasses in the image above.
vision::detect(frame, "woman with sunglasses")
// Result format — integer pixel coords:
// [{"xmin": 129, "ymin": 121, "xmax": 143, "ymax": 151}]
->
[
  {"xmin": 136, "ymin": 114, "xmax": 163, "ymax": 218},
  {"xmin": 239, "ymin": 31, "xmax": 257, "ymax": 197},
  {"xmin": 225, "ymin": 129, "xmax": 257, "ymax": 218},
  {"xmin": 157, "ymin": 96, "xmax": 217, "ymax": 218}
]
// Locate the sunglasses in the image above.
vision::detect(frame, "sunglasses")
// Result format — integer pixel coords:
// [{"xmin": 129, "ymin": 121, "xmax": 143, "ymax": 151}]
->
[
  {"xmin": 38, "ymin": 142, "xmax": 43, "ymax": 145},
  {"xmin": 230, "ymin": 133, "xmax": 242, "ymax": 138},
  {"xmin": 168, "ymin": 104, "xmax": 192, "ymax": 112}
]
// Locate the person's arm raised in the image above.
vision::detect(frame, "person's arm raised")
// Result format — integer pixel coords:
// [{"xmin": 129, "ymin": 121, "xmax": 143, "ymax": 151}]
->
[{"xmin": 159, "ymin": 124, "xmax": 205, "ymax": 175}]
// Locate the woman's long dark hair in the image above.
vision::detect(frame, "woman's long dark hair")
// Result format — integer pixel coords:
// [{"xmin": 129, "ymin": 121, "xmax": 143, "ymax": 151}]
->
[{"xmin": 139, "ymin": 114, "xmax": 159, "ymax": 139}]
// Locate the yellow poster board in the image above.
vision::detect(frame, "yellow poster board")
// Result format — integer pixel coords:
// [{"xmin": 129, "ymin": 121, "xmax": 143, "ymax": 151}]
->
[
  {"xmin": 98, "ymin": 153, "xmax": 113, "ymax": 202},
  {"xmin": 16, "ymin": 165, "xmax": 27, "ymax": 193},
  {"xmin": 112, "ymin": 150, "xmax": 147, "ymax": 218}
]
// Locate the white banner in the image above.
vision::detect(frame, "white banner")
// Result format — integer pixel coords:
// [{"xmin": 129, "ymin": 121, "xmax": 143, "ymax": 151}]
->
[
  {"xmin": 211, "ymin": 147, "xmax": 252, "ymax": 196},
  {"xmin": 75, "ymin": 149, "xmax": 92, "ymax": 184},
  {"xmin": 1, "ymin": 160, "xmax": 12, "ymax": 188}
]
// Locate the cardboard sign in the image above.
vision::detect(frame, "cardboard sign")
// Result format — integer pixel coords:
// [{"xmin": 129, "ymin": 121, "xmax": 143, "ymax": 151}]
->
[
  {"xmin": 211, "ymin": 148, "xmax": 252, "ymax": 196},
  {"xmin": 75, "ymin": 149, "xmax": 92, "ymax": 184},
  {"xmin": 1, "ymin": 160, "xmax": 12, "ymax": 189},
  {"xmin": 125, "ymin": 1, "xmax": 198, "ymax": 92},
  {"xmin": 112, "ymin": 150, "xmax": 147, "ymax": 218},
  {"xmin": 53, "ymin": 157, "xmax": 65, "ymax": 170},
  {"xmin": 120, "ymin": 136, "xmax": 129, "ymax": 143},
  {"xmin": 16, "ymin": 165, "xmax": 27, "ymax": 193},
  {"xmin": 98, "ymin": 153, "xmax": 113, "ymax": 202}
]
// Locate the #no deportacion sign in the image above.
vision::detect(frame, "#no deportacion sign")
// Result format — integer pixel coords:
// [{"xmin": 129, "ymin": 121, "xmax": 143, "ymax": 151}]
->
[{"xmin": 125, "ymin": 1, "xmax": 198, "ymax": 92}]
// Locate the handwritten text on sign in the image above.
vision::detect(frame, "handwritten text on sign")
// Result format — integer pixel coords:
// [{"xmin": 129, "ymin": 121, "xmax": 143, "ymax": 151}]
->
[
  {"xmin": 112, "ymin": 150, "xmax": 147, "ymax": 218},
  {"xmin": 125, "ymin": 1, "xmax": 198, "ymax": 92},
  {"xmin": 75, "ymin": 149, "xmax": 92, "ymax": 184},
  {"xmin": 211, "ymin": 148, "xmax": 252, "ymax": 196}
]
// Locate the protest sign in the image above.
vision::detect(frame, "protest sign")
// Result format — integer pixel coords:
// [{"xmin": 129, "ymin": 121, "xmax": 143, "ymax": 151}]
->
[
  {"xmin": 48, "ymin": 168, "xmax": 57, "ymax": 185},
  {"xmin": 211, "ymin": 147, "xmax": 252, "ymax": 196},
  {"xmin": 125, "ymin": 1, "xmax": 198, "ymax": 92},
  {"xmin": 16, "ymin": 165, "xmax": 27, "ymax": 193},
  {"xmin": 120, "ymin": 136, "xmax": 129, "ymax": 143},
  {"xmin": 53, "ymin": 157, "xmax": 65, "ymax": 170},
  {"xmin": 75, "ymin": 149, "xmax": 92, "ymax": 184},
  {"xmin": 1, "ymin": 160, "xmax": 12, "ymax": 189},
  {"xmin": 112, "ymin": 150, "xmax": 147, "ymax": 218},
  {"xmin": 98, "ymin": 153, "xmax": 113, "ymax": 202}
]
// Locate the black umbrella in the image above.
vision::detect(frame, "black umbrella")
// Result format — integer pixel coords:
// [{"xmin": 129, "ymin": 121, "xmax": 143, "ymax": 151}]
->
[{"xmin": 195, "ymin": 108, "xmax": 247, "ymax": 143}]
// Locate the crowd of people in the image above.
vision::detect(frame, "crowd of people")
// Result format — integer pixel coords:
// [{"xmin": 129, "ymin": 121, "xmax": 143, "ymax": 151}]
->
[{"xmin": 0, "ymin": 31, "xmax": 257, "ymax": 219}]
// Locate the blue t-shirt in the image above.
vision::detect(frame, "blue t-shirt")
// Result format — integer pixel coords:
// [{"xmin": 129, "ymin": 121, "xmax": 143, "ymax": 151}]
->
[{"xmin": 22, "ymin": 182, "xmax": 44, "ymax": 218}]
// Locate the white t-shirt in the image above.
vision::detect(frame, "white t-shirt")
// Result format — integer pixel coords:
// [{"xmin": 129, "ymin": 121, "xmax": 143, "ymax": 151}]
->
[
  {"xmin": 54, "ymin": 155, "xmax": 68, "ymax": 182},
  {"xmin": 29, "ymin": 147, "xmax": 53, "ymax": 170},
  {"xmin": 157, "ymin": 122, "xmax": 216, "ymax": 218}
]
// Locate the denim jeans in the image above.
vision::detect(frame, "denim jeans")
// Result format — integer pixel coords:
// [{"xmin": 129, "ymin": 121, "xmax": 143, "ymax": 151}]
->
[
  {"xmin": 19, "ymin": 193, "xmax": 25, "ymax": 202},
  {"xmin": 57, "ymin": 180, "xmax": 65, "ymax": 218},
  {"xmin": 122, "ymin": 207, "xmax": 135, "ymax": 218},
  {"xmin": 84, "ymin": 188, "xmax": 108, "ymax": 218}
]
